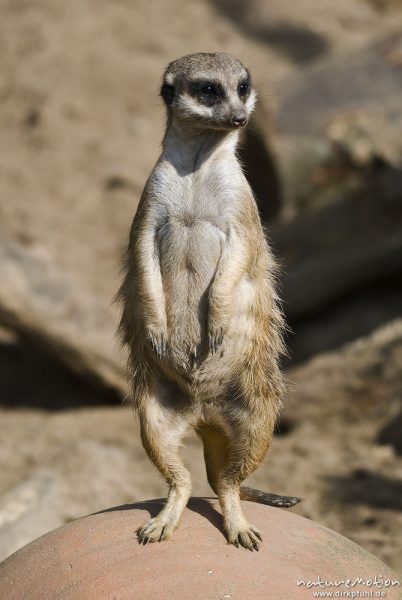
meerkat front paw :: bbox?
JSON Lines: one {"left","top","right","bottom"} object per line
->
{"left": 208, "top": 326, "right": 225, "bottom": 354}
{"left": 146, "top": 325, "right": 168, "bottom": 358}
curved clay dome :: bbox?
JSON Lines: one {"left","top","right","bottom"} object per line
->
{"left": 0, "top": 498, "right": 400, "bottom": 600}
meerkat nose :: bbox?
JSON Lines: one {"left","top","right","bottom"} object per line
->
{"left": 232, "top": 116, "right": 247, "bottom": 127}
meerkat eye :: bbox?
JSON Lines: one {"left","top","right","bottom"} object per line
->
{"left": 200, "top": 83, "right": 217, "bottom": 96}
{"left": 238, "top": 79, "right": 250, "bottom": 99}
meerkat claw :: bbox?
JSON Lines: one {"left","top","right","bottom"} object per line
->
{"left": 209, "top": 328, "right": 224, "bottom": 354}
{"left": 147, "top": 332, "right": 167, "bottom": 358}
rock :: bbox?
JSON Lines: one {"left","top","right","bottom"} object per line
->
{"left": 266, "top": 39, "right": 402, "bottom": 360}
{"left": 211, "top": 0, "right": 401, "bottom": 67}
{"left": 0, "top": 238, "right": 127, "bottom": 395}
{"left": 270, "top": 168, "right": 402, "bottom": 361}
{"left": 273, "top": 171, "right": 402, "bottom": 321}
{"left": 279, "top": 319, "right": 402, "bottom": 570}
{"left": 0, "top": 472, "right": 63, "bottom": 563}
{"left": 0, "top": 499, "right": 400, "bottom": 600}
{"left": 269, "top": 32, "right": 402, "bottom": 217}
{"left": 286, "top": 319, "right": 402, "bottom": 422}
{"left": 0, "top": 324, "right": 120, "bottom": 410}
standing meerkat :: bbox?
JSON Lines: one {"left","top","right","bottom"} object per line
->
{"left": 117, "top": 52, "right": 300, "bottom": 551}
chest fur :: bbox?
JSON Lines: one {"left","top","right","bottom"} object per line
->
{"left": 155, "top": 154, "right": 243, "bottom": 230}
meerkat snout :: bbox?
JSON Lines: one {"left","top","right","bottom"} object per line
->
{"left": 232, "top": 115, "right": 247, "bottom": 127}
{"left": 160, "top": 52, "right": 256, "bottom": 131}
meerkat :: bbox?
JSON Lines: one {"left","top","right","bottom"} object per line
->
{"left": 117, "top": 52, "right": 301, "bottom": 551}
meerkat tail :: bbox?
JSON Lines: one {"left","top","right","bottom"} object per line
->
{"left": 240, "top": 486, "right": 302, "bottom": 507}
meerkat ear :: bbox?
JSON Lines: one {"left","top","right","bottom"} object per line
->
{"left": 160, "top": 82, "right": 175, "bottom": 105}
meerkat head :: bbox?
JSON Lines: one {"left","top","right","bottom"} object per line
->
{"left": 160, "top": 52, "right": 256, "bottom": 132}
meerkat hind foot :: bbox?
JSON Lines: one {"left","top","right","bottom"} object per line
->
{"left": 227, "top": 522, "right": 262, "bottom": 551}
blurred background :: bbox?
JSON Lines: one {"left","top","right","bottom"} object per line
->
{"left": 1, "top": 0, "right": 402, "bottom": 572}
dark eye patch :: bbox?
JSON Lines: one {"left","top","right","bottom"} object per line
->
{"left": 189, "top": 80, "right": 225, "bottom": 106}
{"left": 160, "top": 82, "right": 175, "bottom": 105}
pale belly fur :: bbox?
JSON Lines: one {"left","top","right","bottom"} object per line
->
{"left": 159, "top": 218, "right": 223, "bottom": 342}
{"left": 157, "top": 217, "right": 257, "bottom": 384}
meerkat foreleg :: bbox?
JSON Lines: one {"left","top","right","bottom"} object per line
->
{"left": 208, "top": 228, "right": 249, "bottom": 353}
{"left": 135, "top": 220, "right": 168, "bottom": 357}
{"left": 137, "top": 398, "right": 192, "bottom": 544}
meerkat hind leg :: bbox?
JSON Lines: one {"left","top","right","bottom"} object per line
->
{"left": 200, "top": 428, "right": 300, "bottom": 507}
{"left": 201, "top": 425, "right": 264, "bottom": 551}
{"left": 138, "top": 401, "right": 191, "bottom": 544}
{"left": 198, "top": 426, "right": 228, "bottom": 495}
